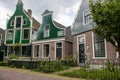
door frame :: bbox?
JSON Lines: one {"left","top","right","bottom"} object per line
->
{"left": 77, "top": 34, "right": 86, "bottom": 64}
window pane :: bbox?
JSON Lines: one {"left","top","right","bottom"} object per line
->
{"left": 7, "top": 30, "right": 13, "bottom": 40}
{"left": 34, "top": 45, "right": 39, "bottom": 57}
{"left": 84, "top": 10, "right": 92, "bottom": 24}
{"left": 44, "top": 44, "right": 49, "bottom": 57}
{"left": 16, "top": 17, "right": 21, "bottom": 28}
{"left": 94, "top": 34, "right": 105, "bottom": 57}
{"left": 44, "top": 25, "right": 50, "bottom": 38}
{"left": 23, "top": 29, "right": 29, "bottom": 39}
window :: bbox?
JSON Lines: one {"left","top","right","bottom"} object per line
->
{"left": 83, "top": 10, "right": 92, "bottom": 25}
{"left": 11, "top": 20, "right": 14, "bottom": 26}
{"left": 22, "top": 46, "right": 27, "bottom": 57}
{"left": 44, "top": 25, "right": 50, "bottom": 38}
{"left": 7, "top": 46, "right": 14, "bottom": 57}
{"left": 34, "top": 45, "right": 39, "bottom": 57}
{"left": 56, "top": 42, "right": 62, "bottom": 59}
{"left": 43, "top": 44, "right": 49, "bottom": 57}
{"left": 58, "top": 31, "right": 64, "bottom": 36}
{"left": 16, "top": 17, "right": 21, "bottom": 28}
{"left": 7, "top": 30, "right": 14, "bottom": 40}
{"left": 23, "top": 29, "right": 29, "bottom": 39}
{"left": 23, "top": 19, "right": 27, "bottom": 25}
{"left": 0, "top": 34, "right": 2, "bottom": 43}
{"left": 94, "top": 34, "right": 105, "bottom": 57}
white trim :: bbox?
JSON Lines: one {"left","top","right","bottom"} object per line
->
{"left": 22, "top": 29, "right": 30, "bottom": 40}
{"left": 15, "top": 16, "right": 23, "bottom": 29}
{"left": 55, "top": 41, "right": 63, "bottom": 60}
{"left": 32, "top": 38, "right": 65, "bottom": 44}
{"left": 83, "top": 9, "right": 92, "bottom": 25}
{"left": 33, "top": 44, "right": 40, "bottom": 58}
{"left": 92, "top": 32, "right": 107, "bottom": 59}
{"left": 42, "top": 43, "right": 50, "bottom": 58}
{"left": 42, "top": 13, "right": 53, "bottom": 17}
{"left": 23, "top": 19, "right": 27, "bottom": 25}
{"left": 77, "top": 34, "right": 86, "bottom": 63}
{"left": 44, "top": 24, "right": 50, "bottom": 38}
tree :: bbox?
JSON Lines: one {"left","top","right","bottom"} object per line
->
{"left": 90, "top": 0, "right": 120, "bottom": 58}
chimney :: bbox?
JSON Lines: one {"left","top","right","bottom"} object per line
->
{"left": 28, "top": 9, "right": 32, "bottom": 18}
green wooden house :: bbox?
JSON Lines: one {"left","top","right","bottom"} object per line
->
{"left": 32, "top": 10, "right": 72, "bottom": 61}
{"left": 4, "top": 0, "right": 40, "bottom": 60}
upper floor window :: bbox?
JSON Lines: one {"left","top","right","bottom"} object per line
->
{"left": 7, "top": 30, "right": 14, "bottom": 40}
{"left": 23, "top": 19, "right": 27, "bottom": 25}
{"left": 11, "top": 20, "right": 14, "bottom": 26}
{"left": 23, "top": 29, "right": 29, "bottom": 39}
{"left": 58, "top": 31, "right": 64, "bottom": 36}
{"left": 83, "top": 10, "right": 92, "bottom": 25}
{"left": 16, "top": 17, "right": 22, "bottom": 28}
{"left": 0, "top": 34, "right": 2, "bottom": 43}
{"left": 94, "top": 34, "right": 105, "bottom": 58}
{"left": 44, "top": 25, "right": 50, "bottom": 38}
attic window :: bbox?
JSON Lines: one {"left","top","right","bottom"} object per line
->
{"left": 83, "top": 10, "right": 92, "bottom": 25}
{"left": 44, "top": 25, "right": 50, "bottom": 38}
{"left": 11, "top": 20, "right": 14, "bottom": 26}
{"left": 16, "top": 17, "right": 21, "bottom": 28}
{"left": 58, "top": 31, "right": 64, "bottom": 36}
{"left": 23, "top": 19, "right": 27, "bottom": 25}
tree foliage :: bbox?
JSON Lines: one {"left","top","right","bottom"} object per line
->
{"left": 90, "top": 0, "right": 120, "bottom": 55}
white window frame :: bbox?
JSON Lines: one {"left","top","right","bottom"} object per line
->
{"left": 83, "top": 9, "right": 92, "bottom": 25}
{"left": 92, "top": 32, "right": 107, "bottom": 59}
{"left": 22, "top": 29, "right": 29, "bottom": 40}
{"left": 11, "top": 20, "right": 14, "bottom": 26}
{"left": 44, "top": 24, "right": 50, "bottom": 38}
{"left": 58, "top": 31, "right": 64, "bottom": 36}
{"left": 77, "top": 34, "right": 86, "bottom": 63}
{"left": 23, "top": 19, "right": 27, "bottom": 25}
{"left": 15, "top": 16, "right": 22, "bottom": 28}
{"left": 42, "top": 44, "right": 50, "bottom": 58}
{"left": 55, "top": 41, "right": 63, "bottom": 60}
{"left": 7, "top": 30, "right": 14, "bottom": 40}
{"left": 33, "top": 45, "right": 40, "bottom": 58}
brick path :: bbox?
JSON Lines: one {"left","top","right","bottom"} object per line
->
{"left": 0, "top": 67, "right": 82, "bottom": 80}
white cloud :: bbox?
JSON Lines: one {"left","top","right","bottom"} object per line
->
{"left": 0, "top": 0, "right": 82, "bottom": 29}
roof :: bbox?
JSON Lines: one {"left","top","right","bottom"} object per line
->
{"left": 72, "top": 0, "right": 94, "bottom": 35}
{"left": 53, "top": 21, "right": 66, "bottom": 28}
{"left": 42, "top": 9, "right": 53, "bottom": 16}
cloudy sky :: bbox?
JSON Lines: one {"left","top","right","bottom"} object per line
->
{"left": 0, "top": 0, "right": 82, "bottom": 29}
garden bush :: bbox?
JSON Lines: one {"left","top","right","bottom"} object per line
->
{"left": 36, "top": 61, "right": 70, "bottom": 73}
{"left": 0, "top": 61, "right": 8, "bottom": 66}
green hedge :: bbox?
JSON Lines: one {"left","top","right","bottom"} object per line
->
{"left": 0, "top": 62, "right": 8, "bottom": 66}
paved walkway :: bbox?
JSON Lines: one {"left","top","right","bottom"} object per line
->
{"left": 0, "top": 67, "right": 83, "bottom": 80}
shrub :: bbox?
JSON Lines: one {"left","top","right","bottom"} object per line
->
{"left": 0, "top": 61, "right": 8, "bottom": 66}
{"left": 9, "top": 54, "right": 19, "bottom": 59}
{"left": 36, "top": 61, "right": 70, "bottom": 73}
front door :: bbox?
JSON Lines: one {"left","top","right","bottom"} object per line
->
{"left": 79, "top": 44, "right": 85, "bottom": 63}
{"left": 78, "top": 35, "right": 85, "bottom": 64}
